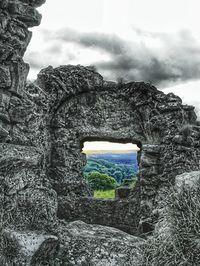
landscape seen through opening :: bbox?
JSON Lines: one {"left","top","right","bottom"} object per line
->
{"left": 82, "top": 141, "right": 140, "bottom": 199}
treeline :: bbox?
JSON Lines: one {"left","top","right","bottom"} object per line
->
{"left": 84, "top": 158, "right": 137, "bottom": 183}
{"left": 84, "top": 172, "right": 136, "bottom": 191}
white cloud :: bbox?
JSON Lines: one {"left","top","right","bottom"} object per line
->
{"left": 83, "top": 141, "right": 139, "bottom": 152}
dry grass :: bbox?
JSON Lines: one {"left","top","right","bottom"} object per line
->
{"left": 143, "top": 179, "right": 200, "bottom": 266}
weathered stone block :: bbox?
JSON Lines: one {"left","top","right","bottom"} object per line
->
{"left": 142, "top": 144, "right": 161, "bottom": 154}
{"left": 0, "top": 143, "right": 42, "bottom": 172}
{"left": 140, "top": 153, "right": 160, "bottom": 167}
{"left": 8, "top": 2, "right": 42, "bottom": 27}
{"left": 55, "top": 221, "right": 143, "bottom": 265}
{"left": 167, "top": 92, "right": 182, "bottom": 103}
{"left": 0, "top": 125, "right": 9, "bottom": 138}
{"left": 157, "top": 102, "right": 180, "bottom": 112}
{"left": 2, "top": 186, "right": 58, "bottom": 231}
{"left": 0, "top": 91, "right": 10, "bottom": 108}
{"left": 8, "top": 19, "right": 32, "bottom": 55}
{"left": 140, "top": 166, "right": 160, "bottom": 177}
{"left": 2, "top": 229, "right": 58, "bottom": 266}
{"left": 58, "top": 196, "right": 140, "bottom": 235}
{"left": 0, "top": 0, "right": 8, "bottom": 8}
{"left": 0, "top": 65, "right": 11, "bottom": 88}
{"left": 9, "top": 105, "right": 28, "bottom": 123}
{"left": 10, "top": 60, "right": 29, "bottom": 93}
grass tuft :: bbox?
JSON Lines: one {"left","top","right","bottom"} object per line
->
{"left": 143, "top": 177, "right": 200, "bottom": 266}
{"left": 94, "top": 189, "right": 115, "bottom": 199}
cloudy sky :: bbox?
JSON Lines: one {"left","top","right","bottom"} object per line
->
{"left": 24, "top": 0, "right": 200, "bottom": 117}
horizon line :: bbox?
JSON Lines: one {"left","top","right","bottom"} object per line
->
{"left": 83, "top": 149, "right": 138, "bottom": 154}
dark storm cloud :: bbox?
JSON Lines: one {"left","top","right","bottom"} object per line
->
{"left": 25, "top": 41, "right": 76, "bottom": 72}
{"left": 43, "top": 28, "right": 200, "bottom": 87}
{"left": 45, "top": 28, "right": 124, "bottom": 55}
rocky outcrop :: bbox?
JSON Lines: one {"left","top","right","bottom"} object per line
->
{"left": 54, "top": 220, "right": 144, "bottom": 266}
{"left": 0, "top": 0, "right": 55, "bottom": 235}
{"left": 0, "top": 0, "right": 59, "bottom": 263}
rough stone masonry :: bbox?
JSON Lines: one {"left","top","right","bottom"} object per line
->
{"left": 0, "top": 0, "right": 200, "bottom": 265}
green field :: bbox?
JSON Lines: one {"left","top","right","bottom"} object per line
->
{"left": 94, "top": 189, "right": 115, "bottom": 199}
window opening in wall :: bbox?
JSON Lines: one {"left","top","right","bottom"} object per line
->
{"left": 82, "top": 141, "right": 140, "bottom": 199}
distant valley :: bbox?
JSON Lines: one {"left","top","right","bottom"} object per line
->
{"left": 84, "top": 151, "right": 138, "bottom": 183}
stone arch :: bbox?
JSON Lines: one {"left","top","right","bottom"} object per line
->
{"left": 35, "top": 65, "right": 200, "bottom": 234}
{"left": 46, "top": 75, "right": 159, "bottom": 197}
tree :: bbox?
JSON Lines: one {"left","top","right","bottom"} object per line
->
{"left": 84, "top": 172, "right": 118, "bottom": 190}
{"left": 113, "top": 171, "right": 123, "bottom": 183}
{"left": 121, "top": 178, "right": 136, "bottom": 187}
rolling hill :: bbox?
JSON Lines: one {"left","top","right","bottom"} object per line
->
{"left": 84, "top": 151, "right": 138, "bottom": 183}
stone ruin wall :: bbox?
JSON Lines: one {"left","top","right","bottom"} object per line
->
{"left": 0, "top": 1, "right": 61, "bottom": 263}
{"left": 36, "top": 65, "right": 200, "bottom": 233}
{"left": 1, "top": 0, "right": 200, "bottom": 262}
